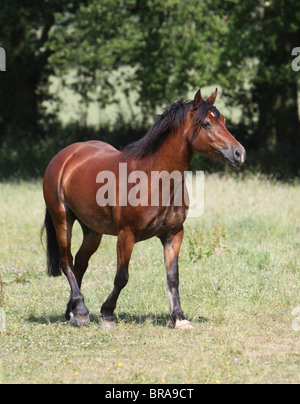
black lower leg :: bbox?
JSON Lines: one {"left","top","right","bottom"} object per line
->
{"left": 66, "top": 293, "right": 89, "bottom": 320}
{"left": 101, "top": 268, "right": 128, "bottom": 320}
{"left": 167, "top": 271, "right": 186, "bottom": 323}
{"left": 161, "top": 228, "right": 186, "bottom": 326}
{"left": 61, "top": 261, "right": 89, "bottom": 321}
{"left": 101, "top": 230, "right": 134, "bottom": 323}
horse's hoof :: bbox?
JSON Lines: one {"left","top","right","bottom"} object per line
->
{"left": 175, "top": 319, "right": 194, "bottom": 330}
{"left": 69, "top": 313, "right": 90, "bottom": 327}
{"left": 99, "top": 317, "right": 116, "bottom": 330}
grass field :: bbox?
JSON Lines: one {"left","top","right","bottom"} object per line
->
{"left": 0, "top": 174, "right": 299, "bottom": 384}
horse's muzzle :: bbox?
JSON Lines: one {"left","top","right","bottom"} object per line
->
{"left": 223, "top": 146, "right": 246, "bottom": 168}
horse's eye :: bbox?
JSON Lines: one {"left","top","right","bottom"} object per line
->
{"left": 203, "top": 121, "right": 211, "bottom": 129}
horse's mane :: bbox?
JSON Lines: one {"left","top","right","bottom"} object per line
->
{"left": 123, "top": 98, "right": 220, "bottom": 160}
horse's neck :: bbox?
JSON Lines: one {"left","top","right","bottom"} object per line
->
{"left": 150, "top": 130, "right": 193, "bottom": 173}
{"left": 124, "top": 129, "right": 193, "bottom": 174}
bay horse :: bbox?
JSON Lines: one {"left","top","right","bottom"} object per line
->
{"left": 43, "top": 89, "right": 245, "bottom": 330}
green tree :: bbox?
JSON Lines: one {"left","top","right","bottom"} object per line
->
{"left": 213, "top": 0, "right": 300, "bottom": 168}
{"left": 49, "top": 0, "right": 300, "bottom": 174}
{"left": 48, "top": 0, "right": 222, "bottom": 116}
{"left": 1, "top": 0, "right": 298, "bottom": 176}
{"left": 0, "top": 0, "right": 81, "bottom": 141}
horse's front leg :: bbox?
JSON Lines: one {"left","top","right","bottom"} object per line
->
{"left": 162, "top": 228, "right": 194, "bottom": 330}
{"left": 100, "top": 229, "right": 135, "bottom": 329}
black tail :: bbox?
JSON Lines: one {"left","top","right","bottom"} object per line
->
{"left": 42, "top": 208, "right": 62, "bottom": 277}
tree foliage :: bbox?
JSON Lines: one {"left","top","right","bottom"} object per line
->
{"left": 0, "top": 0, "right": 299, "bottom": 176}
{"left": 0, "top": 0, "right": 81, "bottom": 139}
{"left": 212, "top": 0, "right": 300, "bottom": 156}
{"left": 48, "top": 0, "right": 224, "bottom": 113}
{"left": 49, "top": 1, "right": 300, "bottom": 154}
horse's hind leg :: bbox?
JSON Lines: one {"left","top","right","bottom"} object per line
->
{"left": 100, "top": 229, "right": 135, "bottom": 328}
{"left": 74, "top": 224, "right": 102, "bottom": 289}
{"left": 52, "top": 208, "right": 90, "bottom": 326}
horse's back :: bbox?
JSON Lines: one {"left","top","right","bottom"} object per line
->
{"left": 57, "top": 140, "right": 119, "bottom": 163}
{"left": 45, "top": 141, "right": 119, "bottom": 177}
{"left": 85, "top": 140, "right": 119, "bottom": 152}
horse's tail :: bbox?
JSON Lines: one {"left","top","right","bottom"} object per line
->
{"left": 41, "top": 208, "right": 62, "bottom": 277}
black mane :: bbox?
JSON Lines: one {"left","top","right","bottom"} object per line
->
{"left": 123, "top": 98, "right": 220, "bottom": 159}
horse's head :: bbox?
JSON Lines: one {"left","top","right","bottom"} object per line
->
{"left": 186, "top": 89, "right": 246, "bottom": 167}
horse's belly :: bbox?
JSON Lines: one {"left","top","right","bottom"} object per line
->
{"left": 119, "top": 205, "right": 187, "bottom": 242}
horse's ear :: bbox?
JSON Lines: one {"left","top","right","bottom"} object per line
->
{"left": 206, "top": 88, "right": 218, "bottom": 105}
{"left": 193, "top": 89, "right": 202, "bottom": 109}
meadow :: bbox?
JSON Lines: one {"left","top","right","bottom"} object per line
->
{"left": 0, "top": 174, "right": 299, "bottom": 384}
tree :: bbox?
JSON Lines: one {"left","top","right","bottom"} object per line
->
{"left": 212, "top": 0, "right": 300, "bottom": 169}
{"left": 0, "top": 0, "right": 81, "bottom": 141}
{"left": 48, "top": 0, "right": 222, "bottom": 116}
{"left": 1, "top": 0, "right": 298, "bottom": 176}
{"left": 49, "top": 0, "right": 300, "bottom": 174}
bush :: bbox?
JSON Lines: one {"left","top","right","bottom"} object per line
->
{"left": 186, "top": 218, "right": 228, "bottom": 262}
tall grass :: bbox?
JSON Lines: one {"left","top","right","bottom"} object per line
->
{"left": 0, "top": 175, "right": 299, "bottom": 384}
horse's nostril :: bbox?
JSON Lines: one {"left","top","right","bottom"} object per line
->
{"left": 233, "top": 148, "right": 246, "bottom": 165}
{"left": 235, "top": 149, "right": 241, "bottom": 159}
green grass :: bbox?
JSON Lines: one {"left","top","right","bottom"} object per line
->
{"left": 0, "top": 175, "right": 299, "bottom": 384}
